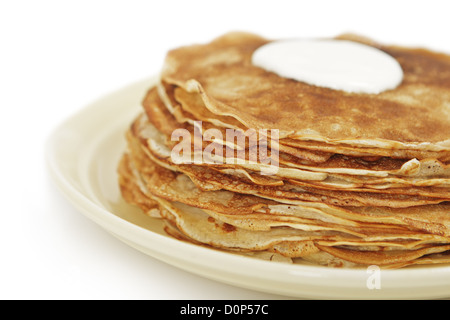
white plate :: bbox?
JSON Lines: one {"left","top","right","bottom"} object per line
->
{"left": 46, "top": 77, "right": 450, "bottom": 300}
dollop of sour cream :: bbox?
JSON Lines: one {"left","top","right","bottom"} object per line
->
{"left": 251, "top": 39, "right": 404, "bottom": 94}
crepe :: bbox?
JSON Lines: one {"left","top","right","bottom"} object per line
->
{"left": 161, "top": 32, "right": 450, "bottom": 158}
{"left": 118, "top": 31, "right": 450, "bottom": 268}
{"left": 146, "top": 84, "right": 450, "bottom": 181}
{"left": 127, "top": 121, "right": 450, "bottom": 236}
{"left": 118, "top": 148, "right": 450, "bottom": 267}
{"left": 132, "top": 113, "right": 449, "bottom": 208}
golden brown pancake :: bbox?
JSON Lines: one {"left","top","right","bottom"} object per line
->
{"left": 131, "top": 112, "right": 450, "bottom": 208}
{"left": 160, "top": 80, "right": 450, "bottom": 161}
{"left": 118, "top": 150, "right": 450, "bottom": 268}
{"left": 129, "top": 122, "right": 450, "bottom": 235}
{"left": 142, "top": 86, "right": 450, "bottom": 181}
{"left": 161, "top": 32, "right": 450, "bottom": 156}
{"left": 118, "top": 31, "right": 450, "bottom": 268}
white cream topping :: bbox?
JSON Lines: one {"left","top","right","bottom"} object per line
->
{"left": 252, "top": 39, "right": 404, "bottom": 94}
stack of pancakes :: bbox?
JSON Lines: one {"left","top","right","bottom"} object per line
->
{"left": 118, "top": 32, "right": 450, "bottom": 268}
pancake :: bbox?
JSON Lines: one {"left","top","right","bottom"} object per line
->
{"left": 118, "top": 31, "right": 450, "bottom": 269}
{"left": 131, "top": 112, "right": 450, "bottom": 208}
{"left": 127, "top": 123, "right": 450, "bottom": 237}
{"left": 150, "top": 80, "right": 450, "bottom": 180}
{"left": 118, "top": 151, "right": 450, "bottom": 268}
{"left": 166, "top": 81, "right": 450, "bottom": 161}
{"left": 161, "top": 32, "right": 450, "bottom": 157}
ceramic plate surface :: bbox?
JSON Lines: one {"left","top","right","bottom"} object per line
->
{"left": 46, "top": 77, "right": 450, "bottom": 300}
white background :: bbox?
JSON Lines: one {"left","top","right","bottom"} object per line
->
{"left": 1, "top": 0, "right": 449, "bottom": 299}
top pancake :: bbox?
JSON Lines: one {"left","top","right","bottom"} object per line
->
{"left": 161, "top": 32, "right": 450, "bottom": 151}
